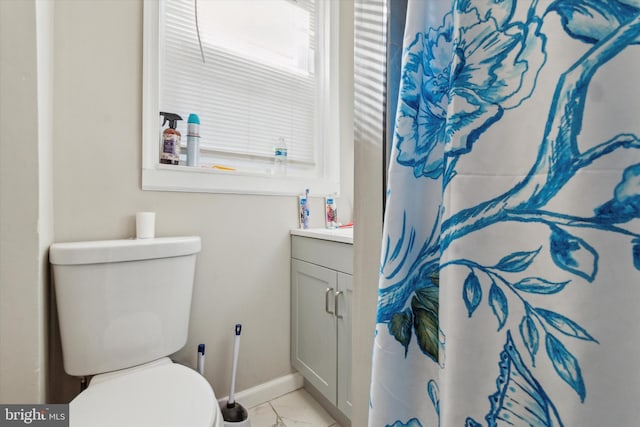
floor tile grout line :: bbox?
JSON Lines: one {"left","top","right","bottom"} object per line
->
{"left": 251, "top": 389, "right": 342, "bottom": 427}
{"left": 268, "top": 401, "right": 286, "bottom": 427}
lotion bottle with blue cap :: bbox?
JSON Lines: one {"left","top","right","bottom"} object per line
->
{"left": 186, "top": 113, "right": 200, "bottom": 167}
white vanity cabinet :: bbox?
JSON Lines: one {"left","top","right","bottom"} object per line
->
{"left": 291, "top": 232, "right": 353, "bottom": 419}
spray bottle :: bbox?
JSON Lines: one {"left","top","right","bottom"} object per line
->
{"left": 159, "top": 112, "right": 183, "bottom": 165}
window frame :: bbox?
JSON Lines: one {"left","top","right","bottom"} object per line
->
{"left": 141, "top": 0, "right": 341, "bottom": 196}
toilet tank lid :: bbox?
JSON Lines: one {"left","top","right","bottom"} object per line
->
{"left": 50, "top": 236, "right": 201, "bottom": 265}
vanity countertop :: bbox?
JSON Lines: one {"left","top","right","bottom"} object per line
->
{"left": 290, "top": 227, "right": 353, "bottom": 244}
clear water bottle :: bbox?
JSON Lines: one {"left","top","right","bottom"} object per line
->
{"left": 273, "top": 137, "right": 288, "bottom": 175}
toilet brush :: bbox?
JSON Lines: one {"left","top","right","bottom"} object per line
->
{"left": 221, "top": 324, "right": 250, "bottom": 426}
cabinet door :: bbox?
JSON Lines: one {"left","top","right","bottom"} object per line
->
{"left": 291, "top": 259, "right": 337, "bottom": 403}
{"left": 336, "top": 272, "right": 353, "bottom": 418}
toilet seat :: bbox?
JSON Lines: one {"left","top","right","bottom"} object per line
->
{"left": 70, "top": 358, "right": 223, "bottom": 427}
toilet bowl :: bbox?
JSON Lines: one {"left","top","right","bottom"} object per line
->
{"left": 50, "top": 236, "right": 221, "bottom": 427}
{"left": 70, "top": 358, "right": 222, "bottom": 427}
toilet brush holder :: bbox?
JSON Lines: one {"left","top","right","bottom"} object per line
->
{"left": 221, "top": 324, "right": 250, "bottom": 426}
{"left": 221, "top": 401, "right": 250, "bottom": 427}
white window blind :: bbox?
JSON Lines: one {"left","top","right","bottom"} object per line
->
{"left": 160, "top": 0, "right": 318, "bottom": 167}
{"left": 354, "top": 0, "right": 387, "bottom": 148}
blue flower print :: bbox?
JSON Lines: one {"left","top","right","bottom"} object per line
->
{"left": 375, "top": 0, "right": 640, "bottom": 425}
{"left": 395, "top": 15, "right": 453, "bottom": 179}
{"left": 446, "top": 8, "right": 546, "bottom": 154}
{"left": 395, "top": 3, "right": 546, "bottom": 179}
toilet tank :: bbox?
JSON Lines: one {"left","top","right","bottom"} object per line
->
{"left": 50, "top": 236, "right": 201, "bottom": 376}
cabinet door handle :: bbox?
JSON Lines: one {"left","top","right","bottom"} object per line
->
{"left": 325, "top": 287, "right": 334, "bottom": 314}
{"left": 334, "top": 290, "right": 344, "bottom": 319}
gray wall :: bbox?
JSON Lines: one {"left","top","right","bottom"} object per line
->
{"left": 48, "top": 0, "right": 354, "bottom": 402}
{"left": 0, "top": 0, "right": 354, "bottom": 403}
{"left": 0, "top": 0, "right": 53, "bottom": 403}
{"left": 351, "top": 0, "right": 386, "bottom": 424}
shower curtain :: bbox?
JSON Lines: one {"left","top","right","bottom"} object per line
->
{"left": 369, "top": 1, "right": 640, "bottom": 426}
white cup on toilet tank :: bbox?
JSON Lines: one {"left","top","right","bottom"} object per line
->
{"left": 136, "top": 212, "right": 156, "bottom": 239}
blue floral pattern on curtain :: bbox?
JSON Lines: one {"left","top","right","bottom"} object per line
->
{"left": 370, "top": 1, "right": 640, "bottom": 426}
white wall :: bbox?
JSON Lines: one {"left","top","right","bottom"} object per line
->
{"left": 0, "top": 0, "right": 355, "bottom": 405}
{"left": 351, "top": 138, "right": 381, "bottom": 426}
{"left": 0, "top": 0, "right": 53, "bottom": 403}
{"left": 351, "top": 0, "right": 386, "bottom": 423}
{"left": 48, "top": 0, "right": 354, "bottom": 403}
{"left": 339, "top": 0, "right": 355, "bottom": 218}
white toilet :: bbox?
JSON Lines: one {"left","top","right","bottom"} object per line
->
{"left": 50, "top": 236, "right": 224, "bottom": 427}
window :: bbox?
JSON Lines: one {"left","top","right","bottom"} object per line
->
{"left": 142, "top": 0, "right": 341, "bottom": 195}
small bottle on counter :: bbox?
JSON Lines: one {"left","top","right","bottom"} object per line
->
{"left": 273, "top": 137, "right": 288, "bottom": 175}
{"left": 186, "top": 113, "right": 200, "bottom": 167}
{"left": 299, "top": 188, "right": 310, "bottom": 229}
{"left": 159, "top": 112, "right": 183, "bottom": 165}
{"left": 325, "top": 197, "right": 338, "bottom": 229}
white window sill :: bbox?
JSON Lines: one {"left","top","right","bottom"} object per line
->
{"left": 142, "top": 164, "right": 339, "bottom": 196}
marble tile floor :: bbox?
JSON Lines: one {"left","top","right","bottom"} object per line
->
{"left": 247, "top": 388, "right": 342, "bottom": 427}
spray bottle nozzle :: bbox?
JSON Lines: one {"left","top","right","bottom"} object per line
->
{"left": 160, "top": 112, "right": 183, "bottom": 129}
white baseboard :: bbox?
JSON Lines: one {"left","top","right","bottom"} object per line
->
{"left": 216, "top": 372, "right": 303, "bottom": 409}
